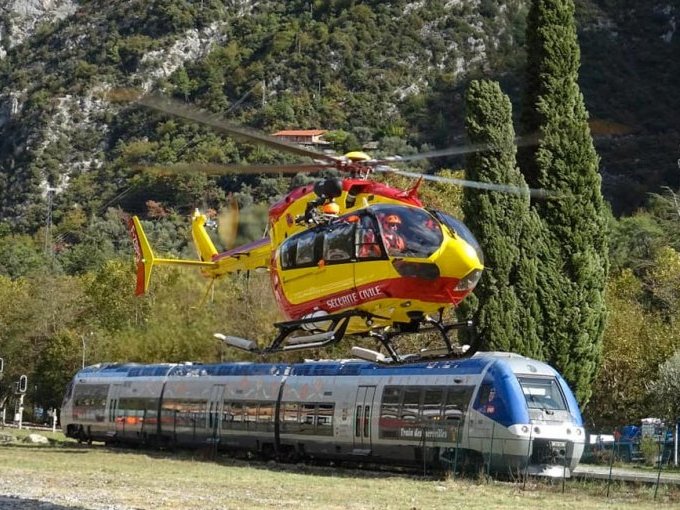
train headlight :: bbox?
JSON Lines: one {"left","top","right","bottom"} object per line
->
{"left": 522, "top": 425, "right": 529, "bottom": 434}
{"left": 576, "top": 428, "right": 582, "bottom": 436}
{"left": 534, "top": 426, "right": 541, "bottom": 435}
{"left": 566, "top": 428, "right": 571, "bottom": 435}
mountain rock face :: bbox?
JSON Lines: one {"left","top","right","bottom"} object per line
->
{"left": 0, "top": 1, "right": 677, "bottom": 229}
{"left": 0, "top": 0, "right": 77, "bottom": 59}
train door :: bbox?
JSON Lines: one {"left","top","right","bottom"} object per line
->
{"left": 207, "top": 384, "right": 225, "bottom": 444}
{"left": 353, "top": 385, "right": 376, "bottom": 454}
{"left": 108, "top": 384, "right": 124, "bottom": 436}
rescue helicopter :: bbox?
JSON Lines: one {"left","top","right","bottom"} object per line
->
{"left": 129, "top": 95, "right": 547, "bottom": 364}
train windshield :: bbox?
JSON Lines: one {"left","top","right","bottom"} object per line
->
{"left": 517, "top": 377, "right": 568, "bottom": 411}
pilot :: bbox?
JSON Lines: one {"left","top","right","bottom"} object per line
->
{"left": 382, "top": 214, "right": 406, "bottom": 254}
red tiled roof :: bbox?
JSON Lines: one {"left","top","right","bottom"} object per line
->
{"left": 272, "top": 130, "right": 327, "bottom": 136}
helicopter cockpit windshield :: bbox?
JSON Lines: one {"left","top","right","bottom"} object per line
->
{"left": 371, "top": 205, "right": 443, "bottom": 258}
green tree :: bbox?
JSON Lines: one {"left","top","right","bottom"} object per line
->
{"left": 585, "top": 270, "right": 679, "bottom": 427}
{"left": 458, "top": 79, "right": 542, "bottom": 357}
{"left": 83, "top": 259, "right": 148, "bottom": 333}
{"left": 520, "top": 0, "right": 609, "bottom": 405}
{"left": 649, "top": 350, "right": 680, "bottom": 424}
{"left": 33, "top": 330, "right": 82, "bottom": 413}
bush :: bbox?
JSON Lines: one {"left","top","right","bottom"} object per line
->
{"left": 639, "top": 436, "right": 660, "bottom": 466}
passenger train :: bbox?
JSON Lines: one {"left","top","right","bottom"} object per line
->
{"left": 61, "top": 352, "right": 585, "bottom": 477}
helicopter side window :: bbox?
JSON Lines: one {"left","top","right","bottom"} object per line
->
{"left": 295, "top": 231, "right": 319, "bottom": 266}
{"left": 323, "top": 223, "right": 354, "bottom": 263}
{"left": 280, "top": 238, "right": 297, "bottom": 269}
{"left": 357, "top": 215, "right": 383, "bottom": 260}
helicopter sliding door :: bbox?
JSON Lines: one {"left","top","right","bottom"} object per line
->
{"left": 278, "top": 222, "right": 357, "bottom": 315}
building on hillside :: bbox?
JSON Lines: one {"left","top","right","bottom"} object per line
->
{"left": 272, "top": 129, "right": 328, "bottom": 146}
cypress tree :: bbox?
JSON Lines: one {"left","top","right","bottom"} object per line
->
{"left": 459, "top": 79, "right": 542, "bottom": 358}
{"left": 521, "top": 0, "right": 609, "bottom": 404}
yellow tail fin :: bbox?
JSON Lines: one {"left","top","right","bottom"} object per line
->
{"left": 128, "top": 216, "right": 156, "bottom": 295}
{"left": 128, "top": 215, "right": 218, "bottom": 295}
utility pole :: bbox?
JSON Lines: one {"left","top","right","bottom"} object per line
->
{"left": 45, "top": 187, "right": 57, "bottom": 255}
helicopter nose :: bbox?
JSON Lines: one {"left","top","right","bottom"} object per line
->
{"left": 437, "top": 238, "right": 484, "bottom": 287}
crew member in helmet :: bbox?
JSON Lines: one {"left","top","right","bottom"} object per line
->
{"left": 381, "top": 213, "right": 406, "bottom": 255}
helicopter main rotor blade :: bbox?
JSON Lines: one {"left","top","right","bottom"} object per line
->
{"left": 373, "top": 166, "right": 553, "bottom": 199}
{"left": 141, "top": 162, "right": 337, "bottom": 176}
{"left": 137, "top": 94, "right": 340, "bottom": 164}
{"left": 369, "top": 134, "right": 541, "bottom": 166}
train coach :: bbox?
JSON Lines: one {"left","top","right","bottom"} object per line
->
{"left": 61, "top": 352, "right": 585, "bottom": 477}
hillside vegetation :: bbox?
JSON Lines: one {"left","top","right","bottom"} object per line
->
{"left": 0, "top": 1, "right": 679, "bottom": 431}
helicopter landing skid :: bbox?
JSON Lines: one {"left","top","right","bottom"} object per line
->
{"left": 216, "top": 311, "right": 475, "bottom": 365}
{"left": 356, "top": 319, "right": 475, "bottom": 364}
{"left": 216, "top": 309, "right": 379, "bottom": 355}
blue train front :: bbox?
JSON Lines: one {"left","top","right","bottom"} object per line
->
{"left": 61, "top": 352, "right": 584, "bottom": 477}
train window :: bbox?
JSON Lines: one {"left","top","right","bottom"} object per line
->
{"left": 380, "top": 387, "right": 401, "bottom": 419}
{"left": 423, "top": 389, "right": 443, "bottom": 423}
{"left": 323, "top": 223, "right": 354, "bottom": 263}
{"left": 167, "top": 400, "right": 201, "bottom": 428}
{"left": 221, "top": 402, "right": 234, "bottom": 428}
{"left": 363, "top": 405, "right": 371, "bottom": 437}
{"left": 73, "top": 384, "right": 108, "bottom": 408}
{"left": 280, "top": 402, "right": 300, "bottom": 433}
{"left": 258, "top": 402, "right": 274, "bottom": 424}
{"left": 401, "top": 388, "right": 421, "bottom": 421}
{"left": 73, "top": 384, "right": 109, "bottom": 422}
{"left": 230, "top": 402, "right": 245, "bottom": 430}
{"left": 379, "top": 387, "right": 402, "bottom": 439}
{"left": 444, "top": 386, "right": 472, "bottom": 421}
{"left": 118, "top": 398, "right": 148, "bottom": 424}
{"left": 244, "top": 402, "right": 258, "bottom": 428}
{"left": 518, "top": 377, "right": 568, "bottom": 411}
{"left": 300, "top": 403, "right": 317, "bottom": 434}
{"left": 317, "top": 404, "right": 334, "bottom": 436}
{"left": 355, "top": 406, "right": 362, "bottom": 437}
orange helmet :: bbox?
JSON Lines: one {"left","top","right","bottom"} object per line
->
{"left": 322, "top": 202, "right": 340, "bottom": 215}
{"left": 385, "top": 214, "right": 401, "bottom": 225}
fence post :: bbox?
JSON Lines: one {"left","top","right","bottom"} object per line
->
{"left": 523, "top": 426, "right": 533, "bottom": 490}
{"left": 654, "top": 427, "right": 668, "bottom": 500}
{"left": 606, "top": 438, "right": 615, "bottom": 498}
{"left": 486, "top": 421, "right": 495, "bottom": 483}
{"left": 451, "top": 419, "right": 462, "bottom": 480}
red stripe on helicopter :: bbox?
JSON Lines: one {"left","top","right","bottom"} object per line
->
{"left": 268, "top": 179, "right": 423, "bottom": 223}
{"left": 272, "top": 275, "right": 470, "bottom": 320}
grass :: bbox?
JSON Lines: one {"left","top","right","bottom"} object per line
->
{"left": 1, "top": 428, "right": 679, "bottom": 509}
